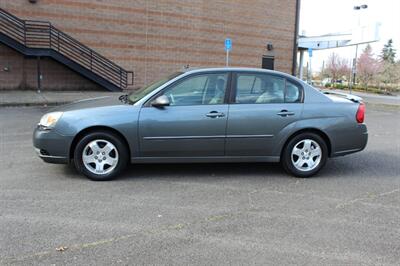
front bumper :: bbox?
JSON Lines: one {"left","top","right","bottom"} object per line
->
{"left": 33, "top": 127, "right": 73, "bottom": 164}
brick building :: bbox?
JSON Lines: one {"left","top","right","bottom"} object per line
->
{"left": 0, "top": 0, "right": 300, "bottom": 91}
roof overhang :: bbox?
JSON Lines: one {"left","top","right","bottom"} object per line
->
{"left": 298, "top": 23, "right": 381, "bottom": 50}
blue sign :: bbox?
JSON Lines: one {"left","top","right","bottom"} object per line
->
{"left": 225, "top": 38, "right": 232, "bottom": 51}
{"left": 308, "top": 47, "right": 313, "bottom": 57}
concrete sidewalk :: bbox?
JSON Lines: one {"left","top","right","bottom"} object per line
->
{"left": 0, "top": 89, "right": 399, "bottom": 107}
{"left": 0, "top": 90, "right": 119, "bottom": 107}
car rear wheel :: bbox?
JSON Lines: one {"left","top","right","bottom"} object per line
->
{"left": 74, "top": 131, "right": 128, "bottom": 181}
{"left": 282, "top": 133, "right": 328, "bottom": 178}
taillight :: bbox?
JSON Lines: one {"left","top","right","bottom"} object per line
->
{"left": 356, "top": 102, "right": 365, "bottom": 123}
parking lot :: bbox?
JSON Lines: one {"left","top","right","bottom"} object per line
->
{"left": 0, "top": 105, "right": 399, "bottom": 265}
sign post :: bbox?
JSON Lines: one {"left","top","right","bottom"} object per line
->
{"left": 225, "top": 38, "right": 232, "bottom": 67}
{"left": 308, "top": 48, "right": 313, "bottom": 84}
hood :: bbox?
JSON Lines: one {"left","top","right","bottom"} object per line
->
{"left": 51, "top": 95, "right": 126, "bottom": 112}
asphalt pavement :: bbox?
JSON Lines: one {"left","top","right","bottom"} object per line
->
{"left": 0, "top": 105, "right": 399, "bottom": 265}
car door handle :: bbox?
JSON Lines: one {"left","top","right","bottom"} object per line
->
{"left": 277, "top": 110, "right": 295, "bottom": 117}
{"left": 206, "top": 111, "right": 225, "bottom": 118}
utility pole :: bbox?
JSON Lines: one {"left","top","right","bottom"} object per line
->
{"left": 351, "top": 4, "right": 368, "bottom": 93}
{"left": 298, "top": 49, "right": 304, "bottom": 80}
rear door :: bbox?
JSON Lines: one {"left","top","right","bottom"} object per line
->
{"left": 138, "top": 72, "right": 230, "bottom": 157}
{"left": 226, "top": 72, "right": 304, "bottom": 156}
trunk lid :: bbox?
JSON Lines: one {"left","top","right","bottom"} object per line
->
{"left": 322, "top": 91, "right": 363, "bottom": 103}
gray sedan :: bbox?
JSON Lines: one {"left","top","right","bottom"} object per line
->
{"left": 33, "top": 68, "right": 368, "bottom": 181}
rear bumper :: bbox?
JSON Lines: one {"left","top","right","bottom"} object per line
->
{"left": 331, "top": 124, "right": 368, "bottom": 157}
{"left": 33, "top": 127, "right": 73, "bottom": 164}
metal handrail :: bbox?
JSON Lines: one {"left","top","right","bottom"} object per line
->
{"left": 0, "top": 8, "right": 133, "bottom": 89}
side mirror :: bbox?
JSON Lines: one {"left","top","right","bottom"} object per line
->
{"left": 151, "top": 95, "right": 170, "bottom": 108}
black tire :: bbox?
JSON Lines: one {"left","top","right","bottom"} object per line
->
{"left": 281, "top": 132, "right": 328, "bottom": 178}
{"left": 73, "top": 131, "right": 128, "bottom": 181}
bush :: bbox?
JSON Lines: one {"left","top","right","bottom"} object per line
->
{"left": 324, "top": 83, "right": 332, "bottom": 88}
{"left": 333, "top": 83, "right": 347, "bottom": 90}
{"left": 351, "top": 85, "right": 394, "bottom": 95}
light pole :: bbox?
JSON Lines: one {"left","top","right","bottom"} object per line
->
{"left": 351, "top": 4, "right": 368, "bottom": 93}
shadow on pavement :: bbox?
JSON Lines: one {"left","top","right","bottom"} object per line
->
{"left": 58, "top": 149, "right": 398, "bottom": 182}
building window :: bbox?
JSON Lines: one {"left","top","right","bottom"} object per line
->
{"left": 262, "top": 56, "right": 274, "bottom": 70}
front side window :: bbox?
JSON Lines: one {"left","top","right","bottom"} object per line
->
{"left": 234, "top": 73, "right": 285, "bottom": 104}
{"left": 162, "top": 73, "right": 228, "bottom": 106}
{"left": 128, "top": 72, "right": 182, "bottom": 103}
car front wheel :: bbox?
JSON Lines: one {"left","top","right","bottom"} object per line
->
{"left": 282, "top": 133, "right": 328, "bottom": 178}
{"left": 74, "top": 131, "right": 128, "bottom": 181}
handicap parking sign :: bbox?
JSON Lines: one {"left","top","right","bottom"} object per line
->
{"left": 225, "top": 38, "right": 232, "bottom": 51}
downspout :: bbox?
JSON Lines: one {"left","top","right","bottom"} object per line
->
{"left": 37, "top": 56, "right": 42, "bottom": 93}
{"left": 291, "top": 0, "right": 301, "bottom": 76}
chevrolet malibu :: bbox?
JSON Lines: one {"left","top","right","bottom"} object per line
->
{"left": 33, "top": 68, "right": 368, "bottom": 181}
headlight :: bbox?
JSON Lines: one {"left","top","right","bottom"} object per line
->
{"left": 39, "top": 112, "right": 63, "bottom": 129}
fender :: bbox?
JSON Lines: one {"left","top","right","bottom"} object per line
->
{"left": 272, "top": 117, "right": 343, "bottom": 157}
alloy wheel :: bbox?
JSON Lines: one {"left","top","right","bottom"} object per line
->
{"left": 82, "top": 139, "right": 119, "bottom": 175}
{"left": 291, "top": 139, "right": 322, "bottom": 172}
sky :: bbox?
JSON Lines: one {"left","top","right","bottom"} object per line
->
{"left": 299, "top": 0, "right": 400, "bottom": 72}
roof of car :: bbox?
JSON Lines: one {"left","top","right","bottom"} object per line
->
{"left": 182, "top": 67, "right": 300, "bottom": 81}
{"left": 183, "top": 67, "right": 275, "bottom": 72}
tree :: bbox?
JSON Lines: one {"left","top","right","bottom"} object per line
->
{"left": 357, "top": 45, "right": 381, "bottom": 88}
{"left": 325, "top": 52, "right": 351, "bottom": 82}
{"left": 379, "top": 61, "right": 399, "bottom": 86}
{"left": 381, "top": 39, "right": 396, "bottom": 63}
{"left": 378, "top": 40, "right": 399, "bottom": 88}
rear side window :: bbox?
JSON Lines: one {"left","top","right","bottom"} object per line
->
{"left": 237, "top": 75, "right": 263, "bottom": 95}
{"left": 234, "top": 74, "right": 285, "bottom": 104}
{"left": 285, "top": 81, "right": 302, "bottom": 103}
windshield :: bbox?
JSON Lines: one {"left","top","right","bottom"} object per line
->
{"left": 128, "top": 72, "right": 183, "bottom": 103}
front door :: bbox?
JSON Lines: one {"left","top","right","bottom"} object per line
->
{"left": 138, "top": 72, "right": 229, "bottom": 157}
{"left": 226, "top": 72, "right": 303, "bottom": 156}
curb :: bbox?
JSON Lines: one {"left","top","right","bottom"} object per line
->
{"left": 365, "top": 102, "right": 400, "bottom": 109}
{"left": 0, "top": 101, "right": 72, "bottom": 108}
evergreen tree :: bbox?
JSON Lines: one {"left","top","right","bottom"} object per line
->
{"left": 381, "top": 39, "right": 396, "bottom": 63}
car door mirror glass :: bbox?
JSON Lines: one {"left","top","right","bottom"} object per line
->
{"left": 151, "top": 95, "right": 170, "bottom": 107}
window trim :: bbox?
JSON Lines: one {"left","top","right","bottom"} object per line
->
{"left": 229, "top": 71, "right": 304, "bottom": 104}
{"left": 143, "top": 71, "right": 232, "bottom": 107}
